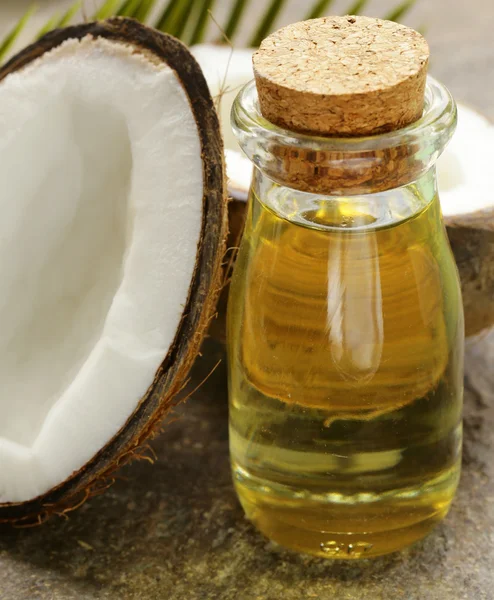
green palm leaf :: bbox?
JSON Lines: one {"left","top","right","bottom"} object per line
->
{"left": 36, "top": 1, "right": 82, "bottom": 38}
{"left": 223, "top": 0, "right": 251, "bottom": 42}
{"left": 58, "top": 2, "right": 82, "bottom": 27}
{"left": 118, "top": 0, "right": 143, "bottom": 17}
{"left": 94, "top": 0, "right": 125, "bottom": 20}
{"left": 347, "top": 0, "right": 370, "bottom": 15}
{"left": 249, "top": 0, "right": 289, "bottom": 48}
{"left": 170, "top": 0, "right": 198, "bottom": 38}
{"left": 0, "top": 5, "right": 36, "bottom": 62}
{"left": 385, "top": 0, "right": 417, "bottom": 21}
{"left": 37, "top": 13, "right": 62, "bottom": 40}
{"left": 305, "top": 0, "right": 336, "bottom": 20}
{"left": 134, "top": 0, "right": 156, "bottom": 21}
{"left": 189, "top": 0, "right": 216, "bottom": 45}
{"left": 0, "top": 0, "right": 421, "bottom": 65}
{"left": 155, "top": 0, "right": 181, "bottom": 31}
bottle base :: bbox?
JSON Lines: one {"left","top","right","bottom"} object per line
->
{"left": 233, "top": 464, "right": 458, "bottom": 559}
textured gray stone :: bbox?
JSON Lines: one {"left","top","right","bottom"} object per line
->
{"left": 0, "top": 334, "right": 493, "bottom": 600}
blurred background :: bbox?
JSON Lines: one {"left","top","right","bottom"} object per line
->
{"left": 1, "top": 0, "right": 494, "bottom": 119}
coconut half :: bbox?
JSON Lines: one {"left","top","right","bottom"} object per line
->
{"left": 193, "top": 43, "right": 494, "bottom": 336}
{"left": 0, "top": 19, "right": 227, "bottom": 523}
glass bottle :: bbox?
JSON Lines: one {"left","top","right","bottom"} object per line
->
{"left": 227, "top": 68, "right": 463, "bottom": 558}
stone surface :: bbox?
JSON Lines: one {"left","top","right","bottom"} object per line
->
{"left": 0, "top": 334, "right": 493, "bottom": 600}
{"left": 1, "top": 1, "right": 494, "bottom": 599}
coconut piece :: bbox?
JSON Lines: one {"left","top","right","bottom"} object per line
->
{"left": 447, "top": 226, "right": 494, "bottom": 337}
{"left": 0, "top": 18, "right": 227, "bottom": 523}
{"left": 439, "top": 104, "right": 494, "bottom": 335}
{"left": 440, "top": 104, "right": 494, "bottom": 227}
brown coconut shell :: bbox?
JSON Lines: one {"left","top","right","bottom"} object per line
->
{"left": 0, "top": 18, "right": 228, "bottom": 525}
{"left": 446, "top": 222, "right": 494, "bottom": 337}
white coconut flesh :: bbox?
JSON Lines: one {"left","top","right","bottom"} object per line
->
{"left": 438, "top": 103, "right": 494, "bottom": 224}
{"left": 0, "top": 37, "right": 204, "bottom": 504}
{"left": 193, "top": 44, "right": 494, "bottom": 217}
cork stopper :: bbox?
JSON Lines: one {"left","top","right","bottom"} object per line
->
{"left": 253, "top": 16, "right": 429, "bottom": 137}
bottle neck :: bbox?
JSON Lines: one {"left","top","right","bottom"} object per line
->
{"left": 251, "top": 167, "right": 440, "bottom": 234}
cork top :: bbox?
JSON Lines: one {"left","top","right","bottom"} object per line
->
{"left": 253, "top": 16, "right": 430, "bottom": 136}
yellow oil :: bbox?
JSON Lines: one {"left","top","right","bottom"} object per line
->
{"left": 228, "top": 181, "right": 464, "bottom": 559}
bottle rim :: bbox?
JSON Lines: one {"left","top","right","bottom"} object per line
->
{"left": 231, "top": 76, "right": 457, "bottom": 195}
{"left": 233, "top": 76, "right": 456, "bottom": 154}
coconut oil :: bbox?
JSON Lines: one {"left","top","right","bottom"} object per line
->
{"left": 228, "top": 174, "right": 463, "bottom": 558}
{"left": 228, "top": 17, "right": 463, "bottom": 558}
